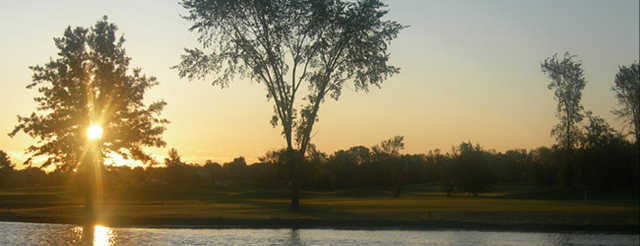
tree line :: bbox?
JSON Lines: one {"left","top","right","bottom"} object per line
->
{"left": 2, "top": 129, "right": 636, "bottom": 197}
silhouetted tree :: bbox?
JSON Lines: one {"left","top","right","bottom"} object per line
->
{"left": 165, "top": 148, "right": 184, "bottom": 167}
{"left": 8, "top": 17, "right": 168, "bottom": 214}
{"left": 578, "top": 111, "right": 632, "bottom": 192}
{"left": 0, "top": 150, "right": 15, "bottom": 188}
{"left": 611, "top": 61, "right": 640, "bottom": 193}
{"left": 541, "top": 52, "right": 586, "bottom": 188}
{"left": 449, "top": 142, "right": 495, "bottom": 196}
{"left": 541, "top": 52, "right": 586, "bottom": 151}
{"left": 372, "top": 136, "right": 405, "bottom": 157}
{"left": 9, "top": 16, "right": 168, "bottom": 171}
{"left": 175, "top": 0, "right": 405, "bottom": 209}
{"left": 612, "top": 61, "right": 640, "bottom": 145}
{"left": 0, "top": 150, "right": 13, "bottom": 172}
{"left": 372, "top": 136, "right": 406, "bottom": 197}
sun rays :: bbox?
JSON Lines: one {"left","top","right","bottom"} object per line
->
{"left": 87, "top": 124, "right": 104, "bottom": 140}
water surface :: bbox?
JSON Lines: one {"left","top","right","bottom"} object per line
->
{"left": 1, "top": 221, "right": 637, "bottom": 245}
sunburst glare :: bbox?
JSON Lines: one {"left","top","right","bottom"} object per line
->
{"left": 87, "top": 124, "right": 103, "bottom": 140}
{"left": 93, "top": 225, "right": 113, "bottom": 246}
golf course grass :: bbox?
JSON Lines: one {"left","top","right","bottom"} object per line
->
{"left": 1, "top": 184, "right": 637, "bottom": 233}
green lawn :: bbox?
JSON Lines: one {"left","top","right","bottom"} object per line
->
{"left": 1, "top": 184, "right": 638, "bottom": 231}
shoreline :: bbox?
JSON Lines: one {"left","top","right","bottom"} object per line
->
{"left": 1, "top": 214, "right": 638, "bottom": 234}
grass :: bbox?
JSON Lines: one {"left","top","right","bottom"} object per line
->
{"left": 0, "top": 184, "right": 638, "bottom": 232}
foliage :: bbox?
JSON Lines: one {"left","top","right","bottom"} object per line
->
{"left": 0, "top": 150, "right": 14, "bottom": 172}
{"left": 0, "top": 150, "right": 15, "bottom": 188}
{"left": 541, "top": 52, "right": 586, "bottom": 151}
{"left": 612, "top": 61, "right": 640, "bottom": 143}
{"left": 175, "top": 0, "right": 405, "bottom": 154}
{"left": 447, "top": 142, "right": 495, "bottom": 196}
{"left": 4, "top": 136, "right": 636, "bottom": 197}
{"left": 372, "top": 135, "right": 404, "bottom": 157}
{"left": 8, "top": 17, "right": 168, "bottom": 171}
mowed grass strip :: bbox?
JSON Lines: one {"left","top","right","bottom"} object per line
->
{"left": 1, "top": 185, "right": 637, "bottom": 227}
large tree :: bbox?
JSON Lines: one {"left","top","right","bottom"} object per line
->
{"left": 175, "top": 0, "right": 404, "bottom": 209}
{"left": 9, "top": 17, "right": 168, "bottom": 175}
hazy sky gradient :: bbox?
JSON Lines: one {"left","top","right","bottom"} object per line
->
{"left": 1, "top": 0, "right": 638, "bottom": 167}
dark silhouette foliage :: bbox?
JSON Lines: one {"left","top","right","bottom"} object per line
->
{"left": 8, "top": 16, "right": 168, "bottom": 172}
{"left": 0, "top": 150, "right": 15, "bottom": 188}
{"left": 446, "top": 142, "right": 495, "bottom": 196}
{"left": 541, "top": 52, "right": 586, "bottom": 151}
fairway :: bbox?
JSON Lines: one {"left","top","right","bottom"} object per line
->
{"left": 1, "top": 185, "right": 637, "bottom": 232}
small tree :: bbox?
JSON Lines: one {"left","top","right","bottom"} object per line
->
{"left": 175, "top": 0, "right": 405, "bottom": 209}
{"left": 0, "top": 150, "right": 15, "bottom": 188}
{"left": 372, "top": 136, "right": 406, "bottom": 197}
{"left": 0, "top": 150, "right": 14, "bottom": 171}
{"left": 541, "top": 52, "right": 586, "bottom": 188}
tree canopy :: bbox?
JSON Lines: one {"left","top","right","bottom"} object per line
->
{"left": 175, "top": 0, "right": 405, "bottom": 154}
{"left": 0, "top": 150, "right": 14, "bottom": 173}
{"left": 9, "top": 17, "right": 168, "bottom": 171}
{"left": 541, "top": 52, "right": 586, "bottom": 151}
{"left": 612, "top": 61, "right": 639, "bottom": 143}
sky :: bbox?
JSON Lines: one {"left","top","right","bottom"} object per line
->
{"left": 1, "top": 0, "right": 638, "bottom": 168}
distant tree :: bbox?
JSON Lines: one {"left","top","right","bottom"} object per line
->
{"left": 165, "top": 148, "right": 185, "bottom": 167}
{"left": 175, "top": 0, "right": 405, "bottom": 210}
{"left": 372, "top": 136, "right": 406, "bottom": 197}
{"left": 449, "top": 142, "right": 495, "bottom": 197}
{"left": 541, "top": 52, "right": 586, "bottom": 188}
{"left": 581, "top": 111, "right": 619, "bottom": 150}
{"left": 579, "top": 111, "right": 632, "bottom": 191}
{"left": 0, "top": 150, "right": 13, "bottom": 171}
{"left": 541, "top": 52, "right": 586, "bottom": 151}
{"left": 304, "top": 144, "right": 330, "bottom": 189}
{"left": 612, "top": 61, "right": 640, "bottom": 145}
{"left": 0, "top": 150, "right": 15, "bottom": 188}
{"left": 9, "top": 17, "right": 168, "bottom": 171}
{"left": 611, "top": 61, "right": 639, "bottom": 193}
{"left": 204, "top": 160, "right": 222, "bottom": 169}
{"left": 372, "top": 136, "right": 405, "bottom": 157}
{"left": 306, "top": 144, "right": 328, "bottom": 164}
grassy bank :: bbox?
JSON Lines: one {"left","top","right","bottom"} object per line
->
{"left": 1, "top": 185, "right": 638, "bottom": 233}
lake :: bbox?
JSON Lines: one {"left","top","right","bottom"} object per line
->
{"left": 0, "top": 221, "right": 637, "bottom": 245}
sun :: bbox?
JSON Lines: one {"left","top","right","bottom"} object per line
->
{"left": 87, "top": 124, "right": 103, "bottom": 140}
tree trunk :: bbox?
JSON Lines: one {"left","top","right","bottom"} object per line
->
{"left": 84, "top": 142, "right": 102, "bottom": 224}
{"left": 288, "top": 149, "right": 301, "bottom": 211}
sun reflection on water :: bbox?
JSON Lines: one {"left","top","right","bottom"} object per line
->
{"left": 93, "top": 225, "right": 113, "bottom": 246}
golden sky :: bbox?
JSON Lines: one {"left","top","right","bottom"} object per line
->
{"left": 1, "top": 0, "right": 638, "bottom": 168}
